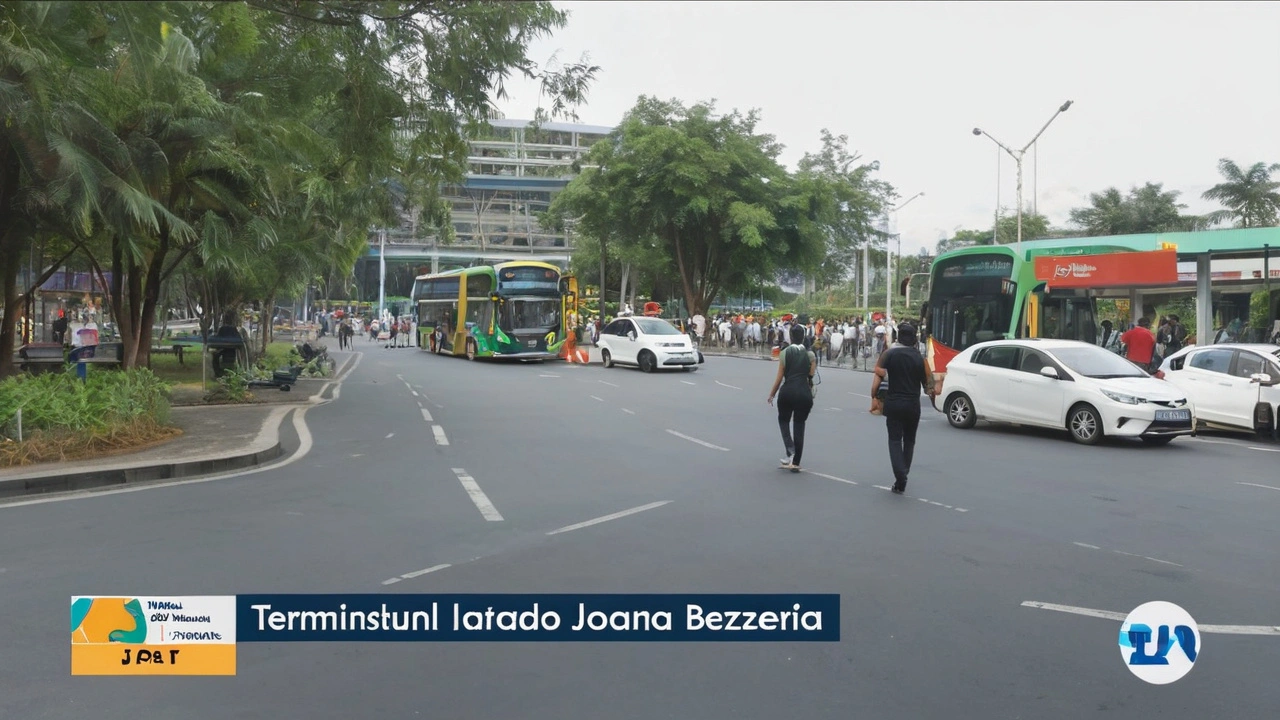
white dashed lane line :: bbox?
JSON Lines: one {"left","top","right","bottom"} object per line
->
{"left": 382, "top": 564, "right": 451, "bottom": 585}
{"left": 421, "top": 408, "right": 433, "bottom": 422}
{"left": 715, "top": 380, "right": 742, "bottom": 390}
{"left": 1021, "top": 601, "right": 1280, "bottom": 635}
{"left": 452, "top": 468, "right": 503, "bottom": 521}
{"left": 589, "top": 395, "right": 604, "bottom": 402}
{"left": 599, "top": 380, "right": 619, "bottom": 387}
{"left": 622, "top": 408, "right": 636, "bottom": 415}
{"left": 546, "top": 501, "right": 672, "bottom": 536}
{"left": 680, "top": 380, "right": 696, "bottom": 386}
{"left": 1238, "top": 481, "right": 1280, "bottom": 491}
{"left": 1072, "top": 540, "right": 1184, "bottom": 568}
{"left": 665, "top": 429, "right": 729, "bottom": 451}
{"left": 432, "top": 426, "right": 449, "bottom": 445}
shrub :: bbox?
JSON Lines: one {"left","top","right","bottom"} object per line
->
{"left": 0, "top": 368, "right": 176, "bottom": 466}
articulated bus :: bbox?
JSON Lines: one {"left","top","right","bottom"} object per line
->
{"left": 412, "top": 261, "right": 578, "bottom": 360}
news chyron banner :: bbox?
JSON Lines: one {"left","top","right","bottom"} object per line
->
{"left": 71, "top": 596, "right": 236, "bottom": 675}
{"left": 73, "top": 594, "right": 839, "bottom": 675}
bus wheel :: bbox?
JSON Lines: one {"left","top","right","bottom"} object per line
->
{"left": 466, "top": 339, "right": 477, "bottom": 361}
{"left": 638, "top": 351, "right": 656, "bottom": 373}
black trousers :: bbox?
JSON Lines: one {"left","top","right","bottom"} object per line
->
{"left": 777, "top": 394, "right": 814, "bottom": 465}
{"left": 884, "top": 399, "right": 921, "bottom": 487}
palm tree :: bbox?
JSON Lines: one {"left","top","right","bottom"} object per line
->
{"left": 1202, "top": 159, "right": 1280, "bottom": 228}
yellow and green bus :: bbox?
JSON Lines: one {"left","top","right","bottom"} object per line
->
{"left": 413, "top": 261, "right": 578, "bottom": 360}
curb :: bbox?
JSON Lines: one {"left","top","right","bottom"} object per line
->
{"left": 0, "top": 440, "right": 284, "bottom": 500}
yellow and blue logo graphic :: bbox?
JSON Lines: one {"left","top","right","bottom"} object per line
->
{"left": 70, "top": 596, "right": 237, "bottom": 676}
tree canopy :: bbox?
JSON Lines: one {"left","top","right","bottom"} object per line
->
{"left": 0, "top": 0, "right": 592, "bottom": 375}
{"left": 548, "top": 97, "right": 892, "bottom": 316}
{"left": 1068, "top": 182, "right": 1204, "bottom": 236}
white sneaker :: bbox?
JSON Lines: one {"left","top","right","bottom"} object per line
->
{"left": 780, "top": 456, "right": 792, "bottom": 466}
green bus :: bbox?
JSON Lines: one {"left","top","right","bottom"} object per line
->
{"left": 413, "top": 261, "right": 578, "bottom": 360}
{"left": 923, "top": 240, "right": 1149, "bottom": 372}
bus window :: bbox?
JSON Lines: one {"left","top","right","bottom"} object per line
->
{"left": 500, "top": 297, "right": 560, "bottom": 333}
{"left": 927, "top": 254, "right": 1017, "bottom": 352}
{"left": 466, "top": 298, "right": 493, "bottom": 332}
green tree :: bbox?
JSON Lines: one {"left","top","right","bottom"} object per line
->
{"left": 1068, "top": 182, "right": 1204, "bottom": 235}
{"left": 552, "top": 97, "right": 829, "bottom": 316}
{"left": 1202, "top": 158, "right": 1280, "bottom": 228}
{"left": 995, "top": 208, "right": 1050, "bottom": 244}
{"left": 936, "top": 228, "right": 993, "bottom": 254}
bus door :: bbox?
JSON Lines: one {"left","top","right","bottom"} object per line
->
{"left": 1030, "top": 287, "right": 1098, "bottom": 344}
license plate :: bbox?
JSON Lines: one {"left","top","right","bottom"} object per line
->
{"left": 1155, "top": 409, "right": 1190, "bottom": 421}
{"left": 527, "top": 340, "right": 536, "bottom": 347}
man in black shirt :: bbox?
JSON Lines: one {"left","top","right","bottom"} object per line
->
{"left": 870, "top": 322, "right": 935, "bottom": 494}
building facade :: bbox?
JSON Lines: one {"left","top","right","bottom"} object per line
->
{"left": 354, "top": 118, "right": 613, "bottom": 305}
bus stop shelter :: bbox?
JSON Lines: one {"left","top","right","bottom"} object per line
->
{"left": 1022, "top": 228, "right": 1280, "bottom": 346}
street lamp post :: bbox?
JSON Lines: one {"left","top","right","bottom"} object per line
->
{"left": 972, "top": 100, "right": 1073, "bottom": 254}
{"left": 885, "top": 192, "right": 924, "bottom": 321}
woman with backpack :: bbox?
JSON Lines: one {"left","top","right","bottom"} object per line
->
{"left": 767, "top": 325, "right": 817, "bottom": 473}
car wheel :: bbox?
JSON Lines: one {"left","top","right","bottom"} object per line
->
{"left": 945, "top": 393, "right": 977, "bottom": 429}
{"left": 601, "top": 349, "right": 613, "bottom": 368}
{"left": 1141, "top": 436, "right": 1174, "bottom": 446}
{"left": 638, "top": 351, "right": 656, "bottom": 373}
{"left": 1068, "top": 404, "right": 1103, "bottom": 445}
{"left": 465, "top": 338, "right": 477, "bottom": 361}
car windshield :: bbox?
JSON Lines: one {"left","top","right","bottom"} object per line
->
{"left": 1049, "top": 345, "right": 1147, "bottom": 378}
{"left": 635, "top": 317, "right": 681, "bottom": 335}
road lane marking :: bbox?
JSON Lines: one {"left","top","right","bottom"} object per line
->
{"left": 411, "top": 390, "right": 419, "bottom": 397}
{"left": 622, "top": 408, "right": 635, "bottom": 415}
{"left": 1020, "top": 601, "right": 1280, "bottom": 635}
{"left": 432, "top": 425, "right": 449, "bottom": 445}
{"left": 849, "top": 391, "right": 871, "bottom": 399}
{"left": 421, "top": 408, "right": 434, "bottom": 422}
{"left": 451, "top": 468, "right": 503, "bottom": 521}
{"left": 1248, "top": 446, "right": 1280, "bottom": 453}
{"left": 681, "top": 380, "right": 696, "bottom": 385}
{"left": 1238, "top": 482, "right": 1280, "bottom": 491}
{"left": 802, "top": 470, "right": 858, "bottom": 486}
{"left": 401, "top": 564, "right": 451, "bottom": 579}
{"left": 546, "top": 501, "right": 671, "bottom": 536}
{"left": 715, "top": 380, "right": 742, "bottom": 390}
{"left": 665, "top": 429, "right": 729, "bottom": 451}
{"left": 827, "top": 407, "right": 843, "bottom": 412}
{"left": 1073, "top": 542, "right": 1101, "bottom": 550}
{"left": 599, "top": 380, "right": 619, "bottom": 387}
{"left": 385, "top": 433, "right": 395, "bottom": 439}
{"left": 589, "top": 395, "right": 604, "bottom": 402}
{"left": 1075, "top": 541, "right": 1184, "bottom": 567}
{"left": 540, "top": 374, "right": 560, "bottom": 378}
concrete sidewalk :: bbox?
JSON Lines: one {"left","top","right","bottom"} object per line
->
{"left": 0, "top": 347, "right": 361, "bottom": 500}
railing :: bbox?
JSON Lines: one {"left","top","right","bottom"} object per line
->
{"left": 1, "top": 407, "right": 22, "bottom": 442}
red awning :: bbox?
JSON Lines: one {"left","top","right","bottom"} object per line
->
{"left": 1033, "top": 249, "right": 1178, "bottom": 289}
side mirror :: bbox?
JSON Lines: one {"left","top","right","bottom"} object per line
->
{"left": 1250, "top": 373, "right": 1275, "bottom": 385}
{"left": 1039, "top": 366, "right": 1059, "bottom": 379}
{"left": 628, "top": 331, "right": 637, "bottom": 341}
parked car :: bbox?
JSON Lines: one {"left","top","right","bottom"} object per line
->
{"left": 1156, "top": 343, "right": 1280, "bottom": 436}
{"left": 940, "top": 339, "right": 1194, "bottom": 446}
{"left": 597, "top": 316, "right": 700, "bottom": 372}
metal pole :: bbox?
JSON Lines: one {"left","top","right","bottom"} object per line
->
{"left": 995, "top": 147, "right": 1001, "bottom": 243}
{"left": 885, "top": 223, "right": 892, "bottom": 321}
{"left": 1033, "top": 142, "right": 1037, "bottom": 216}
{"left": 1015, "top": 154, "right": 1024, "bottom": 254}
{"left": 862, "top": 242, "right": 869, "bottom": 312}
{"left": 378, "top": 229, "right": 386, "bottom": 320}
{"left": 1266, "top": 244, "right": 1273, "bottom": 338}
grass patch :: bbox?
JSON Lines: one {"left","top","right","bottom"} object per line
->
{"left": 0, "top": 368, "right": 175, "bottom": 468}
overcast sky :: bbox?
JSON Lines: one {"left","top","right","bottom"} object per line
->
{"left": 494, "top": 1, "right": 1280, "bottom": 256}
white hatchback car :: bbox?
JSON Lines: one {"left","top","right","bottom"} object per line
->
{"left": 940, "top": 339, "right": 1194, "bottom": 445}
{"left": 1156, "top": 343, "right": 1280, "bottom": 436}
{"left": 598, "top": 316, "right": 700, "bottom": 372}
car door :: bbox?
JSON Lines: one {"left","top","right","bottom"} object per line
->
{"left": 611, "top": 318, "right": 639, "bottom": 364}
{"left": 963, "top": 345, "right": 1021, "bottom": 421}
{"left": 1006, "top": 347, "right": 1069, "bottom": 427}
{"left": 1183, "top": 348, "right": 1238, "bottom": 425}
{"left": 1229, "top": 350, "right": 1273, "bottom": 430}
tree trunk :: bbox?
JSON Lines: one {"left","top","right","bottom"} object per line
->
{"left": 598, "top": 236, "right": 607, "bottom": 317}
{"left": 672, "top": 226, "right": 701, "bottom": 316}
{"left": 261, "top": 294, "right": 275, "bottom": 355}
{"left": 628, "top": 267, "right": 637, "bottom": 311}
{"left": 0, "top": 253, "right": 18, "bottom": 378}
{"left": 619, "top": 261, "right": 631, "bottom": 313}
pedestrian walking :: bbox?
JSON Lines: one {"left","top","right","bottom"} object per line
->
{"left": 767, "top": 325, "right": 816, "bottom": 473}
{"left": 870, "top": 321, "right": 935, "bottom": 494}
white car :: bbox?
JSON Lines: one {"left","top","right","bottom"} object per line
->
{"left": 597, "top": 316, "right": 701, "bottom": 372}
{"left": 940, "top": 339, "right": 1194, "bottom": 446}
{"left": 1156, "top": 343, "right": 1280, "bottom": 436}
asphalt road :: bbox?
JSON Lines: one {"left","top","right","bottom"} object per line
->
{"left": 3, "top": 341, "right": 1278, "bottom": 719}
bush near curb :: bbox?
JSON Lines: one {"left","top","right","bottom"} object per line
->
{"left": 0, "top": 369, "right": 176, "bottom": 467}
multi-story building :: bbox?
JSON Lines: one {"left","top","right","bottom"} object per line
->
{"left": 354, "top": 117, "right": 613, "bottom": 305}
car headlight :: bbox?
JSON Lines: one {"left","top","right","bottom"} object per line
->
{"left": 1101, "top": 389, "right": 1141, "bottom": 405}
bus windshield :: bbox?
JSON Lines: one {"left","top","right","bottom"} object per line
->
{"left": 928, "top": 254, "right": 1016, "bottom": 352}
{"left": 500, "top": 297, "right": 560, "bottom": 333}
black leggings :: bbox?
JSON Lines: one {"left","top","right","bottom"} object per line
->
{"left": 777, "top": 394, "right": 814, "bottom": 465}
